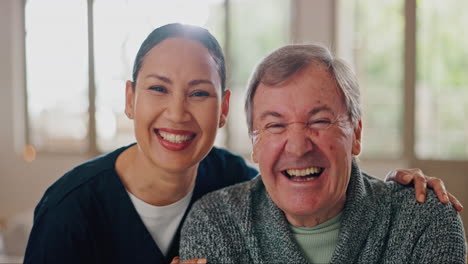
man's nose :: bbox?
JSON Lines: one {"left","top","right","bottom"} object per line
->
{"left": 165, "top": 94, "right": 191, "bottom": 123}
{"left": 284, "top": 124, "right": 314, "bottom": 157}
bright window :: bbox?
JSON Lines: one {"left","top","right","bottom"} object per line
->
{"left": 350, "top": 0, "right": 404, "bottom": 158}
{"left": 25, "top": 0, "right": 89, "bottom": 152}
{"left": 342, "top": 0, "right": 468, "bottom": 161}
{"left": 416, "top": 0, "right": 468, "bottom": 159}
{"left": 24, "top": 0, "right": 290, "bottom": 155}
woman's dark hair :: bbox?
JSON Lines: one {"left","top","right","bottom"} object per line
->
{"left": 132, "top": 23, "right": 226, "bottom": 92}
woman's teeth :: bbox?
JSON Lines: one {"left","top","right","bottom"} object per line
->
{"left": 284, "top": 167, "right": 324, "bottom": 181}
{"left": 158, "top": 131, "right": 194, "bottom": 143}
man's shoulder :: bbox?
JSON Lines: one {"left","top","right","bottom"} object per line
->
{"left": 362, "top": 174, "right": 458, "bottom": 220}
{"left": 191, "top": 176, "right": 261, "bottom": 214}
{"left": 360, "top": 172, "right": 459, "bottom": 221}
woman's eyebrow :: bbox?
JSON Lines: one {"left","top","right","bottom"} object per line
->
{"left": 145, "top": 73, "right": 171, "bottom": 84}
{"left": 188, "top": 79, "right": 214, "bottom": 87}
{"left": 144, "top": 74, "right": 213, "bottom": 87}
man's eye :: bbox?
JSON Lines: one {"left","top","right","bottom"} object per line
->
{"left": 267, "top": 123, "right": 286, "bottom": 128}
{"left": 149, "top": 86, "right": 167, "bottom": 93}
{"left": 265, "top": 123, "right": 286, "bottom": 134}
{"left": 190, "top": 90, "right": 210, "bottom": 97}
{"left": 308, "top": 119, "right": 332, "bottom": 129}
{"left": 314, "top": 119, "right": 331, "bottom": 124}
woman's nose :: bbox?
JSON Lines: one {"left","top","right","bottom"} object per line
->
{"left": 165, "top": 94, "right": 191, "bottom": 123}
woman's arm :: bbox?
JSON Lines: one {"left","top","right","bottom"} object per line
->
{"left": 385, "top": 168, "right": 463, "bottom": 211}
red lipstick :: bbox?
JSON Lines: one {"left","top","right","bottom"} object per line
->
{"left": 155, "top": 128, "right": 196, "bottom": 151}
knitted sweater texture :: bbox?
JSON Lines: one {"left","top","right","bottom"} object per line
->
{"left": 180, "top": 163, "right": 466, "bottom": 263}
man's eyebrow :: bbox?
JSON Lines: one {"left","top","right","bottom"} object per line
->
{"left": 259, "top": 105, "right": 335, "bottom": 121}
{"left": 259, "top": 111, "right": 284, "bottom": 121}
{"left": 308, "top": 105, "right": 335, "bottom": 116}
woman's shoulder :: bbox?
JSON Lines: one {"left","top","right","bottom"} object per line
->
{"left": 194, "top": 147, "right": 258, "bottom": 195}
{"left": 33, "top": 144, "right": 133, "bottom": 222}
{"left": 202, "top": 147, "right": 258, "bottom": 178}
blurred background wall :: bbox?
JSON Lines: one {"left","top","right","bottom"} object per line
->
{"left": 1, "top": 0, "right": 467, "bottom": 261}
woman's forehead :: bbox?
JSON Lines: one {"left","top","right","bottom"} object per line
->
{"left": 137, "top": 38, "right": 220, "bottom": 84}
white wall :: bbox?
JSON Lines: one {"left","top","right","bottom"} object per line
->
{"left": 291, "top": 0, "right": 336, "bottom": 48}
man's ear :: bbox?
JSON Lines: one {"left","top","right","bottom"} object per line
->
{"left": 251, "top": 148, "right": 259, "bottom": 164}
{"left": 352, "top": 120, "right": 362, "bottom": 156}
{"left": 125, "top": 80, "right": 135, "bottom": 119}
{"left": 250, "top": 133, "right": 260, "bottom": 164}
{"left": 219, "top": 90, "right": 231, "bottom": 128}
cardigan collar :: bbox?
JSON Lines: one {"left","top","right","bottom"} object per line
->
{"left": 247, "top": 161, "right": 375, "bottom": 264}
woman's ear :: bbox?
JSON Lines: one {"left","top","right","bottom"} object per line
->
{"left": 219, "top": 90, "right": 231, "bottom": 128}
{"left": 125, "top": 80, "right": 135, "bottom": 119}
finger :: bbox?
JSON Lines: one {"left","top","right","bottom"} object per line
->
{"left": 171, "top": 256, "right": 180, "bottom": 264}
{"left": 447, "top": 192, "right": 464, "bottom": 212}
{"left": 426, "top": 177, "right": 449, "bottom": 204}
{"left": 181, "top": 258, "right": 207, "bottom": 264}
{"left": 385, "top": 170, "right": 412, "bottom": 184}
{"left": 384, "top": 170, "right": 397, "bottom": 182}
{"left": 413, "top": 173, "right": 427, "bottom": 203}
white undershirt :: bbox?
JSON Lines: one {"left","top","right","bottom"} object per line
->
{"left": 127, "top": 186, "right": 194, "bottom": 256}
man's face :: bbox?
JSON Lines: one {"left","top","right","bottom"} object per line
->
{"left": 251, "top": 63, "right": 362, "bottom": 227}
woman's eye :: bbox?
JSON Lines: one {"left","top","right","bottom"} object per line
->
{"left": 149, "top": 86, "right": 167, "bottom": 93}
{"left": 190, "top": 90, "right": 210, "bottom": 97}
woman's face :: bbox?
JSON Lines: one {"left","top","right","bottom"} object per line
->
{"left": 125, "top": 37, "right": 229, "bottom": 174}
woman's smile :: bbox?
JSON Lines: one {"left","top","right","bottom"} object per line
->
{"left": 155, "top": 128, "right": 197, "bottom": 151}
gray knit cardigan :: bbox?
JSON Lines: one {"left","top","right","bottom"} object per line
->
{"left": 180, "top": 163, "right": 466, "bottom": 263}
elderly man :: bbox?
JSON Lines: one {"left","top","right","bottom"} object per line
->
{"left": 180, "top": 44, "right": 466, "bottom": 263}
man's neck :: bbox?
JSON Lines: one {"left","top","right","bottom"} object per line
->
{"left": 286, "top": 195, "right": 346, "bottom": 227}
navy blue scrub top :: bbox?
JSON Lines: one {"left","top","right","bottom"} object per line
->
{"left": 24, "top": 144, "right": 257, "bottom": 264}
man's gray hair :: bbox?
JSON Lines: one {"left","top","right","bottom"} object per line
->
{"left": 244, "top": 43, "right": 361, "bottom": 134}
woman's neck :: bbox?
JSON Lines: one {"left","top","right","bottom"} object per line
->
{"left": 115, "top": 145, "right": 198, "bottom": 206}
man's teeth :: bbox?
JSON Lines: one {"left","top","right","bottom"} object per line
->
{"left": 159, "top": 131, "right": 193, "bottom": 143}
{"left": 286, "top": 167, "right": 323, "bottom": 177}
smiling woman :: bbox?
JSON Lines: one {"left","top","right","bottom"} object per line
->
{"left": 124, "top": 35, "right": 228, "bottom": 176}
{"left": 23, "top": 23, "right": 257, "bottom": 264}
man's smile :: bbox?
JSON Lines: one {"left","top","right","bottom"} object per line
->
{"left": 282, "top": 166, "right": 324, "bottom": 182}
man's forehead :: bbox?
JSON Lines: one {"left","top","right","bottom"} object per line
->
{"left": 256, "top": 105, "right": 336, "bottom": 121}
{"left": 253, "top": 77, "right": 345, "bottom": 120}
